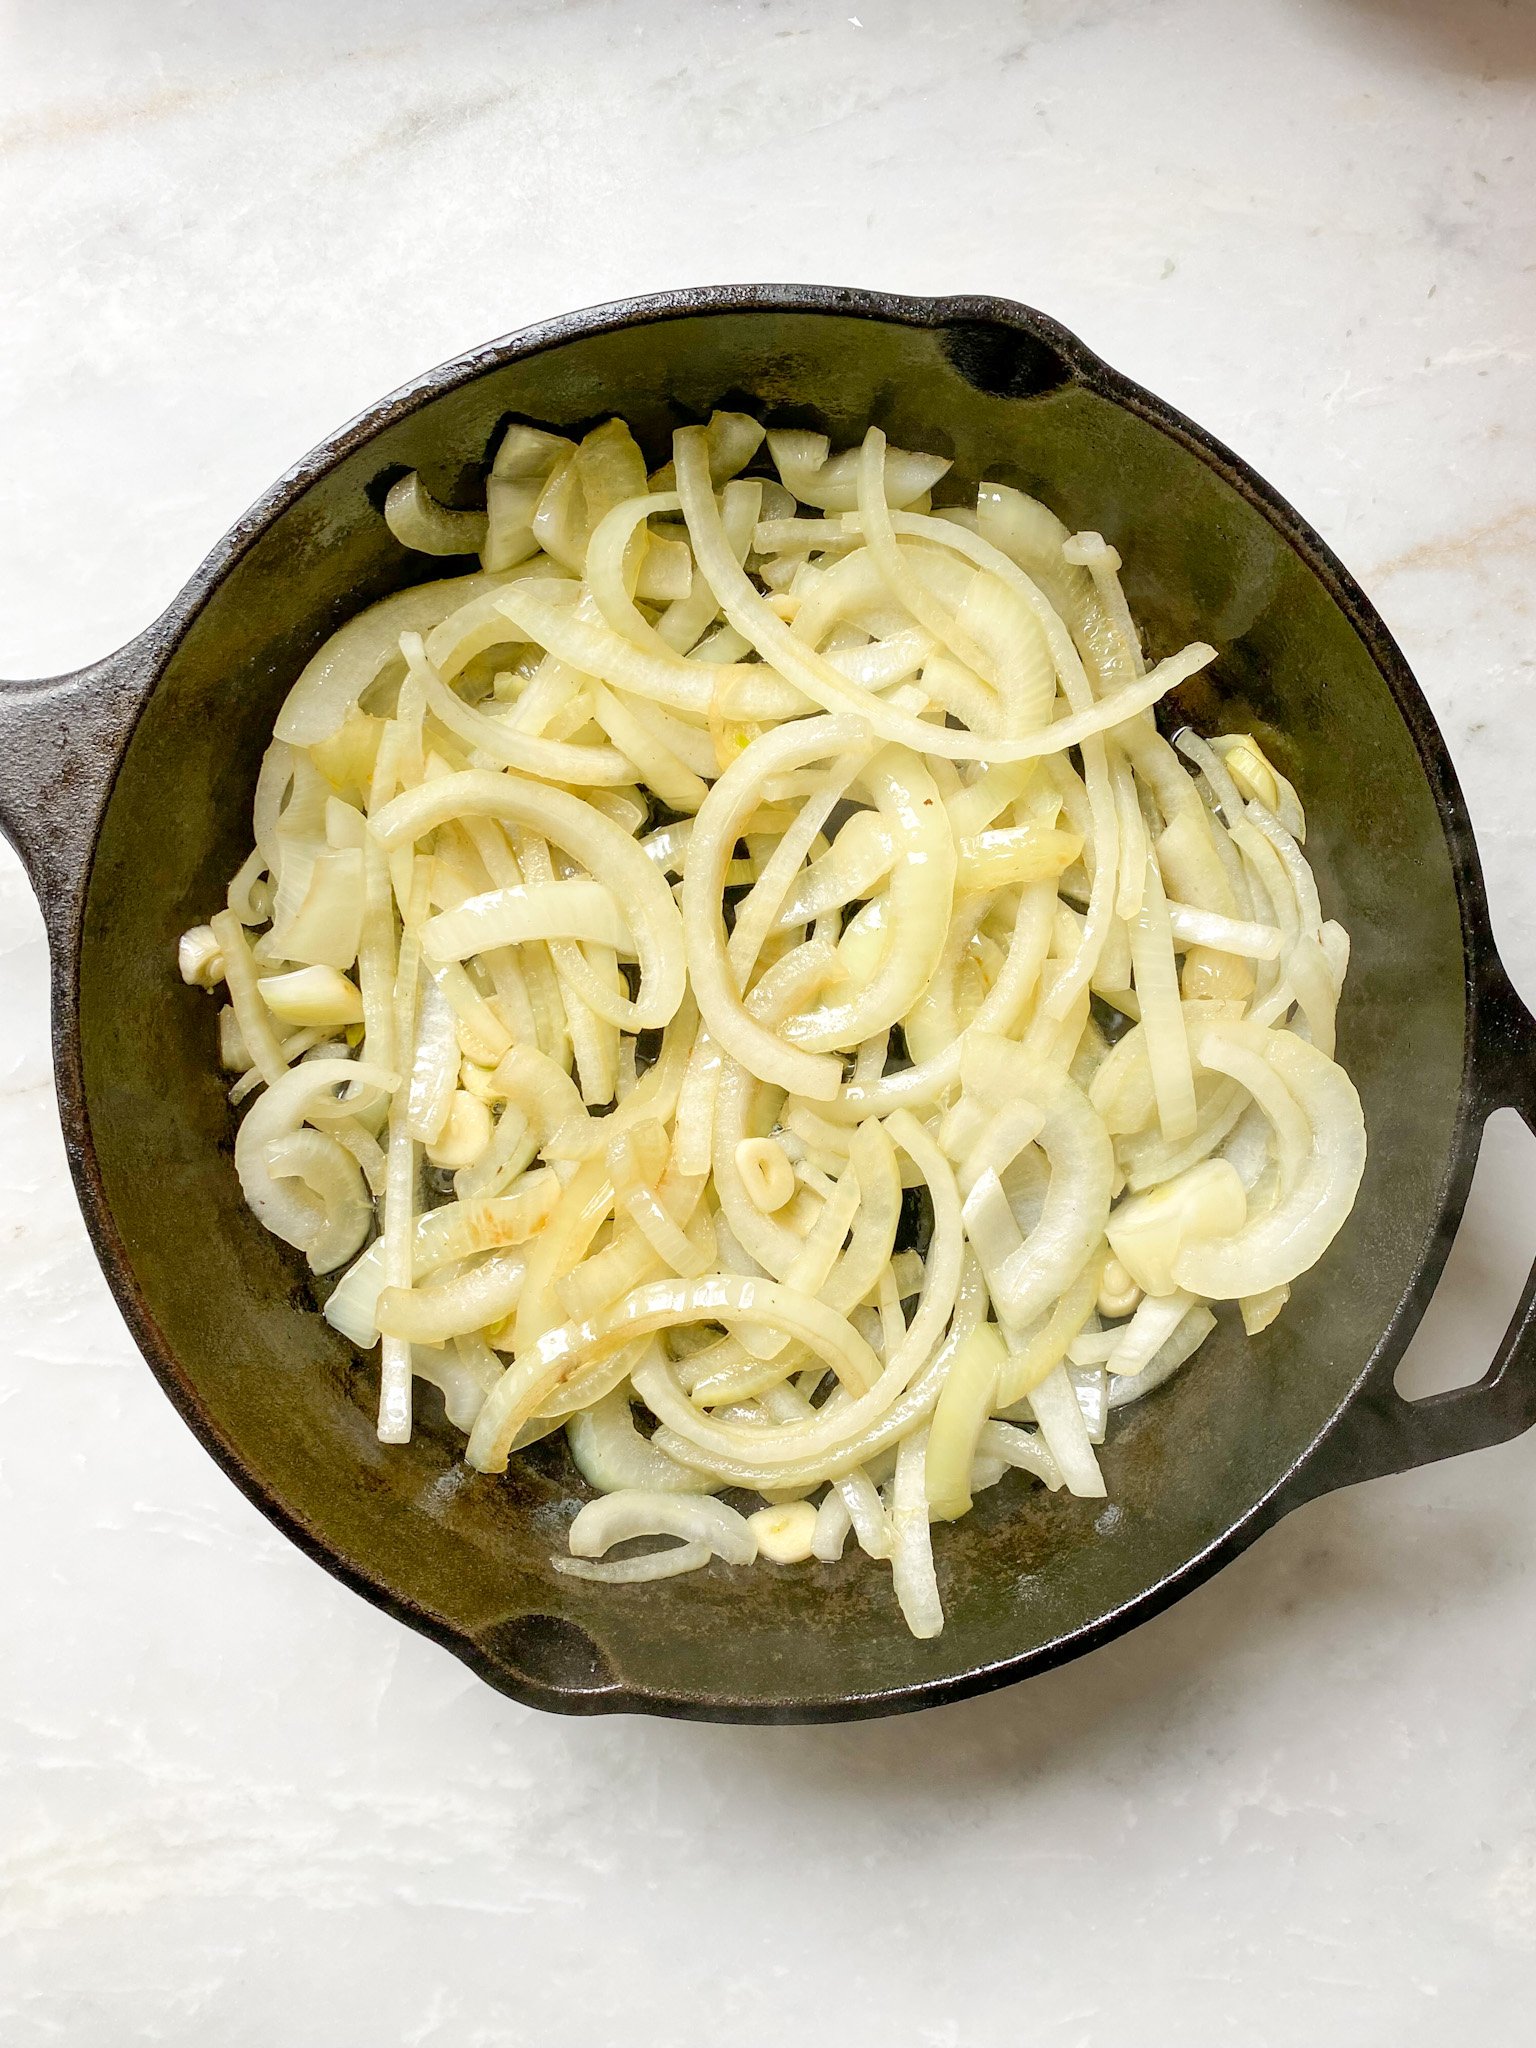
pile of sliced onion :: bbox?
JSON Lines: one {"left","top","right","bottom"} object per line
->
{"left": 179, "top": 412, "right": 1365, "bottom": 1640}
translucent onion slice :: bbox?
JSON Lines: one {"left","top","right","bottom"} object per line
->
{"left": 409, "top": 644, "right": 634, "bottom": 787}
{"left": 1167, "top": 901, "right": 1281, "bottom": 960}
{"left": 815, "top": 878, "right": 1057, "bottom": 1124}
{"left": 565, "top": 1489, "right": 757, "bottom": 1567}
{"left": 681, "top": 714, "right": 872, "bottom": 1102}
{"left": 993, "top": 1251, "right": 1104, "bottom": 1409}
{"left": 370, "top": 769, "right": 685, "bottom": 1032}
{"left": 234, "top": 1058, "right": 395, "bottom": 1272}
{"left": 1241, "top": 1283, "right": 1290, "bottom": 1336}
{"left": 276, "top": 571, "right": 513, "bottom": 746}
{"left": 925, "top": 1322, "right": 1008, "bottom": 1521}
{"left": 810, "top": 1484, "right": 853, "bottom": 1560}
{"left": 484, "top": 428, "right": 570, "bottom": 571}
{"left": 323, "top": 1177, "right": 559, "bottom": 1347}
{"left": 590, "top": 683, "right": 709, "bottom": 814}
{"left": 258, "top": 964, "right": 364, "bottom": 1029}
{"left": 958, "top": 822, "right": 1083, "bottom": 892}
{"left": 973, "top": 482, "right": 1096, "bottom": 637}
{"left": 375, "top": 1245, "right": 530, "bottom": 1345}
{"left": 974, "top": 1418, "right": 1064, "bottom": 1490}
{"left": 263, "top": 1128, "right": 374, "bottom": 1274}
{"left": 779, "top": 747, "right": 957, "bottom": 1054}
{"left": 554, "top": 1543, "right": 713, "bottom": 1584}
{"left": 412, "top": 1336, "right": 504, "bottom": 1432}
{"left": 583, "top": 490, "right": 691, "bottom": 650}
{"left": 1173, "top": 1031, "right": 1366, "bottom": 1299}
{"left": 566, "top": 1380, "right": 703, "bottom": 1494}
{"left": 773, "top": 808, "right": 898, "bottom": 927}
{"left": 652, "top": 409, "right": 766, "bottom": 492}
{"left": 1106, "top": 1304, "right": 1217, "bottom": 1409}
{"left": 468, "top": 1272, "right": 884, "bottom": 1472}
{"left": 404, "top": 972, "right": 458, "bottom": 1146}
{"left": 956, "top": 570, "right": 1056, "bottom": 732}
{"left": 496, "top": 580, "right": 809, "bottom": 723}
{"left": 385, "top": 473, "right": 487, "bottom": 556}
{"left": 1104, "top": 1287, "right": 1201, "bottom": 1376}
{"left": 959, "top": 1042, "right": 1114, "bottom": 1332}
{"left": 1023, "top": 1364, "right": 1106, "bottom": 1498}
{"left": 767, "top": 428, "right": 950, "bottom": 512}
{"left": 1129, "top": 860, "right": 1198, "bottom": 1143}
{"left": 421, "top": 878, "right": 633, "bottom": 963}
{"left": 1197, "top": 1026, "right": 1311, "bottom": 1197}
{"left": 268, "top": 848, "right": 366, "bottom": 970}
{"left": 637, "top": 1111, "right": 962, "bottom": 1480}
{"left": 211, "top": 909, "right": 290, "bottom": 1087}
{"left": 888, "top": 1428, "right": 943, "bottom": 1639}
{"left": 675, "top": 426, "right": 1216, "bottom": 762}
{"left": 1107, "top": 1159, "right": 1248, "bottom": 1299}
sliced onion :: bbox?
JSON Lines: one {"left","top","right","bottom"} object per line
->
{"left": 268, "top": 848, "right": 366, "bottom": 970}
{"left": 370, "top": 769, "right": 685, "bottom": 1032}
{"left": 888, "top": 1428, "right": 943, "bottom": 1639}
{"left": 203, "top": 404, "right": 1369, "bottom": 1650}
{"left": 566, "top": 1379, "right": 703, "bottom": 1494}
{"left": 1174, "top": 1031, "right": 1365, "bottom": 1299}
{"left": 375, "top": 1246, "right": 529, "bottom": 1346}
{"left": 1105, "top": 1287, "right": 1200, "bottom": 1375}
{"left": 676, "top": 426, "right": 1215, "bottom": 762}
{"left": 421, "top": 879, "right": 633, "bottom": 963}
{"left": 565, "top": 1489, "right": 757, "bottom": 1566}
{"left": 554, "top": 1543, "right": 713, "bottom": 1584}
{"left": 234, "top": 1058, "right": 395, "bottom": 1272}
{"left": 925, "top": 1322, "right": 1007, "bottom": 1521}
{"left": 411, "top": 1336, "right": 504, "bottom": 1433}
{"left": 1130, "top": 860, "right": 1197, "bottom": 1143}
{"left": 263, "top": 1128, "right": 373, "bottom": 1274}
{"left": 409, "top": 643, "right": 634, "bottom": 786}
{"left": 1106, "top": 1304, "right": 1217, "bottom": 1409}
{"left": 1107, "top": 1159, "right": 1248, "bottom": 1299}
{"left": 496, "top": 579, "right": 808, "bottom": 722}
{"left": 404, "top": 972, "right": 458, "bottom": 1146}
{"left": 1167, "top": 901, "right": 1281, "bottom": 959}
{"left": 468, "top": 1272, "right": 883, "bottom": 1472}
{"left": 767, "top": 428, "right": 950, "bottom": 512}
{"left": 1023, "top": 1364, "right": 1106, "bottom": 1497}
{"left": 780, "top": 748, "right": 957, "bottom": 1054}
{"left": 681, "top": 715, "right": 872, "bottom": 1101}
{"left": 385, "top": 473, "right": 487, "bottom": 556}
{"left": 276, "top": 571, "right": 513, "bottom": 746}
{"left": 975, "top": 1418, "right": 1063, "bottom": 1489}
{"left": 959, "top": 1040, "right": 1114, "bottom": 1331}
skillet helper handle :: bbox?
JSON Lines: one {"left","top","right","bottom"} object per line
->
{"left": 1293, "top": 950, "right": 1536, "bottom": 1502}
{"left": 0, "top": 638, "right": 156, "bottom": 927}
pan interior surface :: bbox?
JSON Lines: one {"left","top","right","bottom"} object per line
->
{"left": 78, "top": 305, "right": 1465, "bottom": 1716}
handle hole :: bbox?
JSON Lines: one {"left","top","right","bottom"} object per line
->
{"left": 1395, "top": 1106, "right": 1536, "bottom": 1401}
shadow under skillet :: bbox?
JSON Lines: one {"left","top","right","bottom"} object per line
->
{"left": 602, "top": 1437, "right": 1534, "bottom": 1803}
{"left": 1300, "top": 0, "right": 1536, "bottom": 78}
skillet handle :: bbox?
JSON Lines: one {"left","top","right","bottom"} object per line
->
{"left": 1288, "top": 950, "right": 1536, "bottom": 1503}
{"left": 0, "top": 636, "right": 157, "bottom": 931}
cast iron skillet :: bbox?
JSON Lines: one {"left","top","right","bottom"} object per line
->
{"left": 3, "top": 285, "right": 1535, "bottom": 1724}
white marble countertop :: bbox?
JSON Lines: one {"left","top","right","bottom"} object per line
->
{"left": 3, "top": 2, "right": 1535, "bottom": 2041}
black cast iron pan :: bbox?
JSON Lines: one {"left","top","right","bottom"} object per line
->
{"left": 3, "top": 285, "right": 1534, "bottom": 1724}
